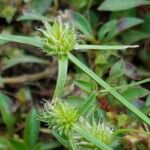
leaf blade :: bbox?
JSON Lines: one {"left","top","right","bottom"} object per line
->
{"left": 0, "top": 34, "right": 41, "bottom": 48}
{"left": 98, "top": 0, "right": 150, "bottom": 11}
{"left": 24, "top": 108, "right": 40, "bottom": 148}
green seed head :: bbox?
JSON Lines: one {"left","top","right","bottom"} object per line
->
{"left": 38, "top": 99, "right": 79, "bottom": 135}
{"left": 75, "top": 119, "right": 114, "bottom": 150}
{"left": 38, "top": 18, "right": 76, "bottom": 56}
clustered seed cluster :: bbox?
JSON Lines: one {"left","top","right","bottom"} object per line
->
{"left": 38, "top": 19, "right": 76, "bottom": 56}
{"left": 74, "top": 118, "right": 114, "bottom": 150}
{"left": 38, "top": 99, "right": 79, "bottom": 135}
{"left": 38, "top": 99, "right": 115, "bottom": 149}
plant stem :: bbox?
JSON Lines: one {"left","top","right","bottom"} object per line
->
{"left": 99, "top": 78, "right": 150, "bottom": 93}
{"left": 52, "top": 129, "right": 70, "bottom": 149}
{"left": 78, "top": 92, "right": 97, "bottom": 116}
{"left": 74, "top": 44, "right": 139, "bottom": 50}
{"left": 52, "top": 55, "right": 68, "bottom": 101}
{"left": 68, "top": 53, "right": 150, "bottom": 125}
{"left": 73, "top": 124, "right": 112, "bottom": 150}
{"left": 113, "top": 129, "right": 150, "bottom": 136}
{"left": 68, "top": 132, "right": 77, "bottom": 150}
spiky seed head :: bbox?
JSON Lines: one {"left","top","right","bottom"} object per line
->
{"left": 37, "top": 18, "right": 76, "bottom": 56}
{"left": 38, "top": 98, "right": 79, "bottom": 135}
{"left": 74, "top": 118, "right": 114, "bottom": 150}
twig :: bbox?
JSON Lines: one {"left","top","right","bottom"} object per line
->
{"left": 1, "top": 67, "right": 56, "bottom": 85}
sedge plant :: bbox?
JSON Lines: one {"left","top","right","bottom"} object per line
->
{"left": 0, "top": 18, "right": 150, "bottom": 150}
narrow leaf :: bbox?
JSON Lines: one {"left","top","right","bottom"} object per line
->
{"left": 74, "top": 44, "right": 139, "bottom": 50}
{"left": 99, "top": 0, "right": 150, "bottom": 11}
{"left": 122, "top": 86, "right": 149, "bottom": 102}
{"left": 98, "top": 17, "right": 143, "bottom": 40}
{"left": 2, "top": 55, "right": 48, "bottom": 71}
{"left": 52, "top": 130, "right": 70, "bottom": 149}
{"left": 74, "top": 80, "right": 93, "bottom": 93}
{"left": 24, "top": 108, "right": 40, "bottom": 148}
{"left": 122, "top": 30, "right": 150, "bottom": 44}
{"left": 0, "top": 34, "right": 41, "bottom": 48}
{"left": 0, "top": 92, "right": 15, "bottom": 130}
{"left": 17, "top": 12, "right": 49, "bottom": 22}
{"left": 78, "top": 92, "right": 97, "bottom": 116}
{"left": 9, "top": 139, "right": 27, "bottom": 150}
{"left": 53, "top": 56, "right": 68, "bottom": 100}
{"left": 29, "top": 0, "right": 53, "bottom": 14}
{"left": 66, "top": 10, "right": 93, "bottom": 39}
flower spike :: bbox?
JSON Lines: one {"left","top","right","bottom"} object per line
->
{"left": 37, "top": 18, "right": 77, "bottom": 56}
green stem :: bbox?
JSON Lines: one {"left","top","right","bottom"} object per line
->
{"left": 113, "top": 129, "right": 150, "bottom": 137}
{"left": 68, "top": 53, "right": 150, "bottom": 125}
{"left": 52, "top": 129, "right": 70, "bottom": 149}
{"left": 73, "top": 124, "right": 112, "bottom": 150}
{"left": 52, "top": 55, "right": 68, "bottom": 101}
{"left": 68, "top": 132, "right": 77, "bottom": 150}
{"left": 74, "top": 44, "right": 138, "bottom": 50}
{"left": 99, "top": 78, "right": 150, "bottom": 93}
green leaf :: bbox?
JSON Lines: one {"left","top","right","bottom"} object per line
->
{"left": 74, "top": 80, "right": 94, "bottom": 93}
{"left": 33, "top": 141, "right": 61, "bottom": 150}
{"left": 0, "top": 39, "right": 7, "bottom": 45}
{"left": 67, "top": 0, "right": 89, "bottom": 9}
{"left": 0, "top": 137, "right": 10, "bottom": 150}
{"left": 98, "top": 0, "right": 150, "bottom": 11}
{"left": 0, "top": 3, "right": 16, "bottom": 23}
{"left": 98, "top": 17, "right": 143, "bottom": 40}
{"left": 53, "top": 56, "right": 68, "bottom": 100}
{"left": 117, "top": 114, "right": 128, "bottom": 128}
{"left": 24, "top": 108, "right": 40, "bottom": 148}
{"left": 29, "top": 0, "right": 53, "bottom": 14}
{"left": 107, "top": 60, "right": 125, "bottom": 86}
{"left": 110, "top": 59, "right": 124, "bottom": 76}
{"left": 8, "top": 139, "right": 27, "bottom": 150}
{"left": 111, "top": 9, "right": 136, "bottom": 19}
{"left": 122, "top": 30, "right": 150, "bottom": 44}
{"left": 121, "top": 86, "right": 149, "bottom": 102}
{"left": 78, "top": 92, "right": 97, "bottom": 116}
{"left": 0, "top": 92, "right": 15, "bottom": 130}
{"left": 2, "top": 55, "right": 48, "bottom": 71}
{"left": 75, "top": 44, "right": 139, "bottom": 50}
{"left": 52, "top": 130, "right": 70, "bottom": 149}
{"left": 0, "top": 34, "right": 41, "bottom": 48}
{"left": 141, "top": 12, "right": 150, "bottom": 33}
{"left": 67, "top": 96, "right": 86, "bottom": 107}
{"left": 98, "top": 19, "right": 117, "bottom": 40}
{"left": 145, "top": 95, "right": 150, "bottom": 106}
{"left": 17, "top": 12, "right": 49, "bottom": 22}
{"left": 66, "top": 10, "right": 93, "bottom": 39}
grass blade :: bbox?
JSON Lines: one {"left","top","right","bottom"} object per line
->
{"left": 24, "top": 108, "right": 40, "bottom": 148}
{"left": 53, "top": 56, "right": 68, "bottom": 100}
{"left": 0, "top": 34, "right": 41, "bottom": 48}
{"left": 74, "top": 44, "right": 139, "bottom": 50}
{"left": 2, "top": 55, "right": 49, "bottom": 71}
{"left": 0, "top": 92, "right": 16, "bottom": 130}
{"left": 78, "top": 92, "right": 97, "bottom": 116}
